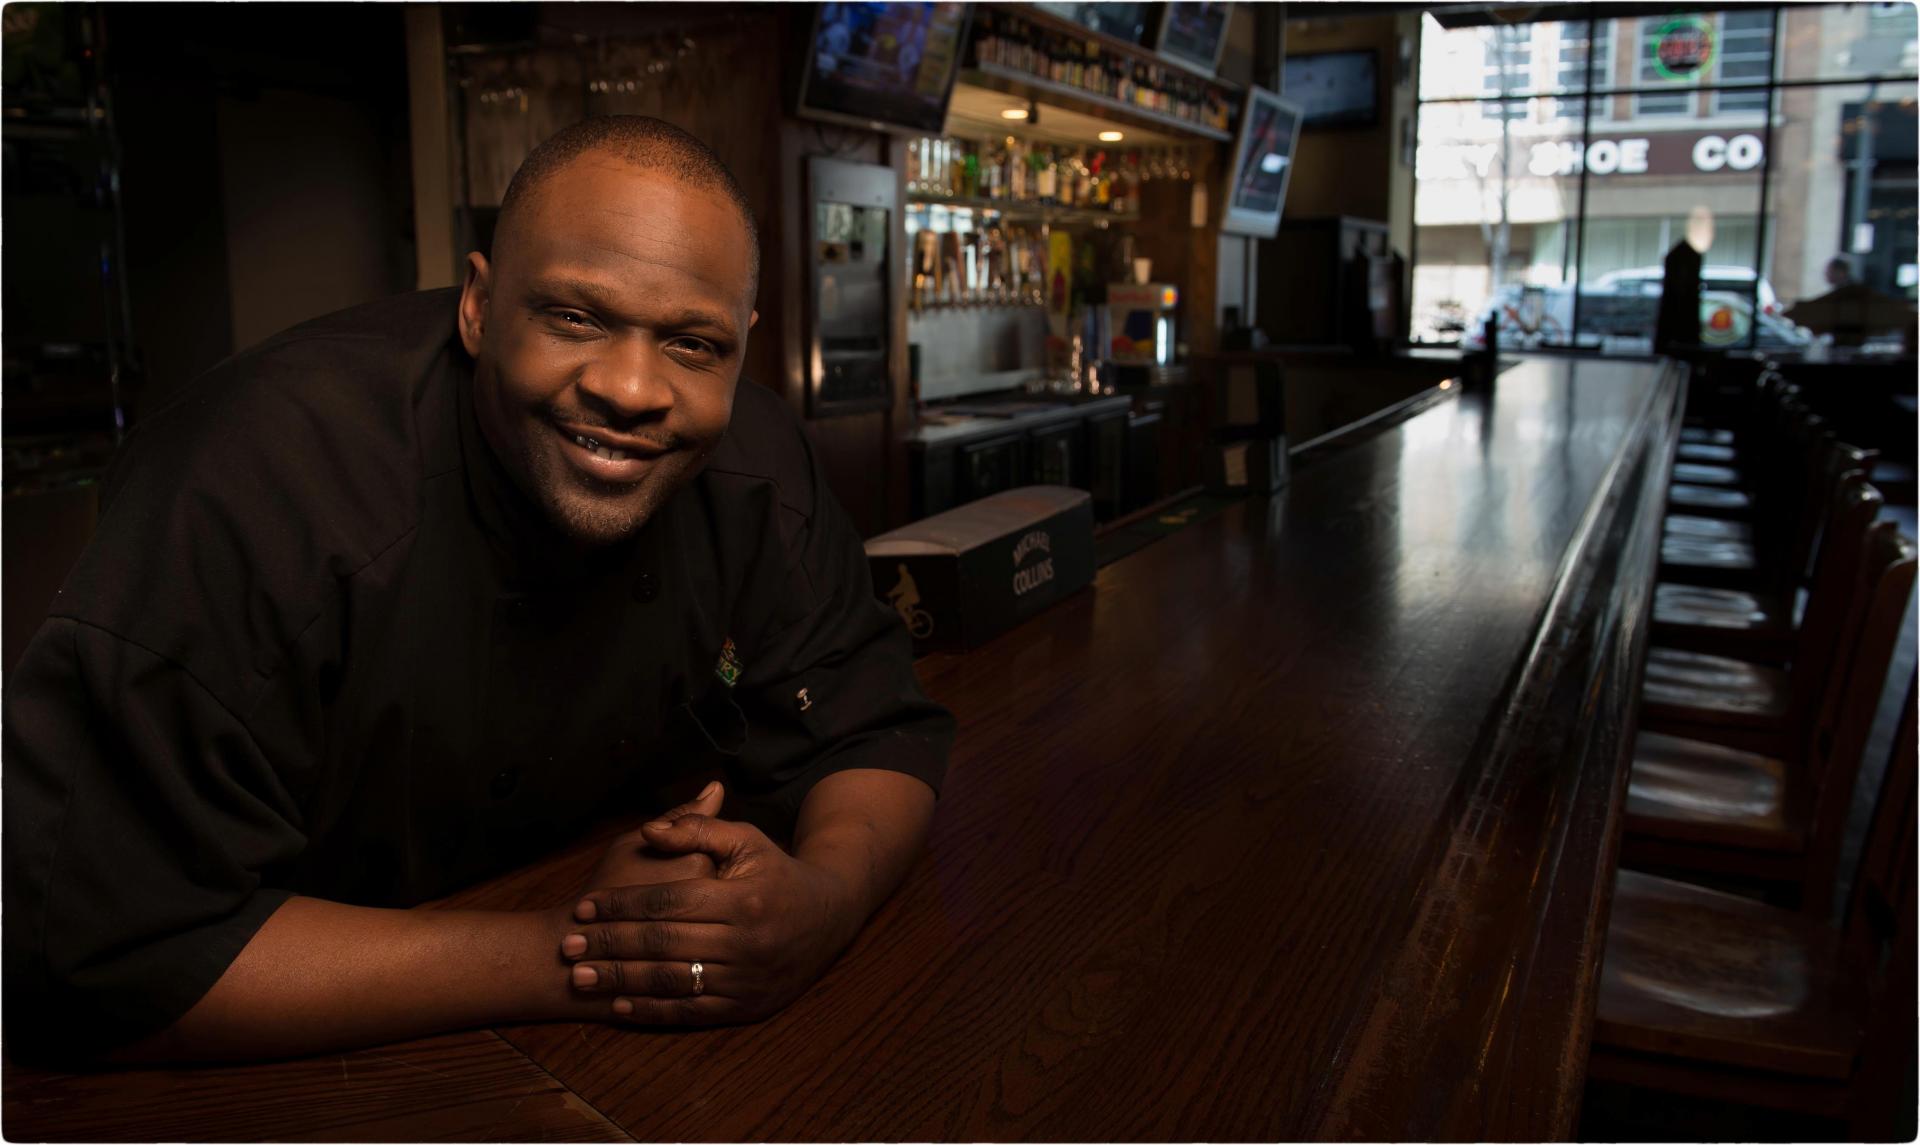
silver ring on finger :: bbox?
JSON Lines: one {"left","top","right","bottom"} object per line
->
{"left": 689, "top": 961, "right": 705, "bottom": 997}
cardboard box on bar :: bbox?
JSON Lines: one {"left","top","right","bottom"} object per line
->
{"left": 865, "top": 486, "right": 1095, "bottom": 653}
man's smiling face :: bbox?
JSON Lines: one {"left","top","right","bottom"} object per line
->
{"left": 458, "top": 156, "right": 758, "bottom": 547}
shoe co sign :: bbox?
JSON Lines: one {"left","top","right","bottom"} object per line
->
{"left": 1421, "top": 129, "right": 1766, "bottom": 181}
{"left": 1526, "top": 130, "right": 1764, "bottom": 177}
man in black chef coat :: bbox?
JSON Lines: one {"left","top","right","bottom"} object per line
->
{"left": 3, "top": 115, "right": 953, "bottom": 1063}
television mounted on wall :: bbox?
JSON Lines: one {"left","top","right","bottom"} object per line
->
{"left": 1155, "top": 2, "right": 1232, "bottom": 76}
{"left": 1222, "top": 85, "right": 1302, "bottom": 238}
{"left": 1031, "top": 2, "right": 1152, "bottom": 44}
{"left": 1281, "top": 49, "right": 1379, "bottom": 128}
{"left": 797, "top": 2, "right": 973, "bottom": 135}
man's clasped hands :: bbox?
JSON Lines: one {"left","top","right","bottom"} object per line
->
{"left": 562, "top": 781, "right": 862, "bottom": 1027}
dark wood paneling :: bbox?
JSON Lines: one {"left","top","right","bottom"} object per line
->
{"left": 805, "top": 411, "right": 890, "bottom": 537}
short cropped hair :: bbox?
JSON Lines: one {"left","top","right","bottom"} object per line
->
{"left": 494, "top": 115, "right": 761, "bottom": 288}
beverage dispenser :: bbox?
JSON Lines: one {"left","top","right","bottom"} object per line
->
{"left": 1105, "top": 282, "right": 1180, "bottom": 367}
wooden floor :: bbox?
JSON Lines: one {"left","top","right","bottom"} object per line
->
{"left": 3, "top": 357, "right": 1686, "bottom": 1141}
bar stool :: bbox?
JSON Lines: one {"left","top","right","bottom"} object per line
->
{"left": 1625, "top": 522, "right": 1914, "bottom": 899}
{"left": 1679, "top": 425, "right": 1735, "bottom": 447}
{"left": 1588, "top": 684, "right": 1916, "bottom": 1139}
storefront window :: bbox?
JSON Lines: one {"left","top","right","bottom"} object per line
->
{"left": 1412, "top": 7, "right": 1920, "bottom": 353}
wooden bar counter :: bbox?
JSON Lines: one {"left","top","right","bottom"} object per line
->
{"left": 4, "top": 357, "right": 1686, "bottom": 1142}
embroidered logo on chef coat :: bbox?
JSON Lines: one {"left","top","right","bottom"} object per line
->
{"left": 714, "top": 636, "right": 743, "bottom": 687}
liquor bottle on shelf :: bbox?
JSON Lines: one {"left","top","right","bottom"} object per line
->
{"left": 948, "top": 139, "right": 965, "bottom": 198}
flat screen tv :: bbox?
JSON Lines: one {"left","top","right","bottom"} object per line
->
{"left": 1222, "top": 86, "right": 1302, "bottom": 238}
{"left": 1031, "top": 2, "right": 1152, "bottom": 44}
{"left": 797, "top": 2, "right": 973, "bottom": 135}
{"left": 1155, "top": 2, "right": 1232, "bottom": 76}
{"left": 1282, "top": 49, "right": 1378, "bottom": 128}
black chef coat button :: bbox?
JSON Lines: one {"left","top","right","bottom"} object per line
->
{"left": 633, "top": 572, "right": 659, "bottom": 603}
{"left": 505, "top": 598, "right": 531, "bottom": 621}
{"left": 489, "top": 768, "right": 520, "bottom": 799}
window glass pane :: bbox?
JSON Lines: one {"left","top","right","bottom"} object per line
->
{"left": 1778, "top": 3, "right": 1919, "bottom": 83}
{"left": 1411, "top": 99, "right": 1586, "bottom": 347}
{"left": 1574, "top": 166, "right": 1765, "bottom": 353}
{"left": 1765, "top": 81, "right": 1919, "bottom": 351}
{"left": 1420, "top": 15, "right": 1548, "bottom": 99}
{"left": 1633, "top": 15, "right": 1700, "bottom": 116}
{"left": 1552, "top": 20, "right": 1610, "bottom": 119}
{"left": 1481, "top": 23, "right": 1534, "bottom": 109}
{"left": 1412, "top": 8, "right": 1920, "bottom": 355}
{"left": 1714, "top": 9, "right": 1775, "bottom": 114}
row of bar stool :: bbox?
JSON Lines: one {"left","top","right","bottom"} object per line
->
{"left": 1584, "top": 365, "right": 1917, "bottom": 1137}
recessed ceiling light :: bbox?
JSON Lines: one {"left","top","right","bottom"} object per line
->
{"left": 1001, "top": 108, "right": 1030, "bottom": 120}
{"left": 1099, "top": 130, "right": 1125, "bottom": 142}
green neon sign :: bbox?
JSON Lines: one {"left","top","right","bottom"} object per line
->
{"left": 1650, "top": 16, "right": 1716, "bottom": 81}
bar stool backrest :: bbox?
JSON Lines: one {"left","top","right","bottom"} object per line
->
{"left": 1776, "top": 418, "right": 1829, "bottom": 573}
{"left": 1841, "top": 680, "right": 1917, "bottom": 1140}
{"left": 1803, "top": 523, "right": 1916, "bottom": 915}
{"left": 1793, "top": 440, "right": 1879, "bottom": 585}
{"left": 1842, "top": 680, "right": 1915, "bottom": 970}
{"left": 1791, "top": 473, "right": 1884, "bottom": 715}
{"left": 1735, "top": 369, "right": 1791, "bottom": 449}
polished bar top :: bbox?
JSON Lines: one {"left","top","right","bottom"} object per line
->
{"left": 4, "top": 356, "right": 1685, "bottom": 1142}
